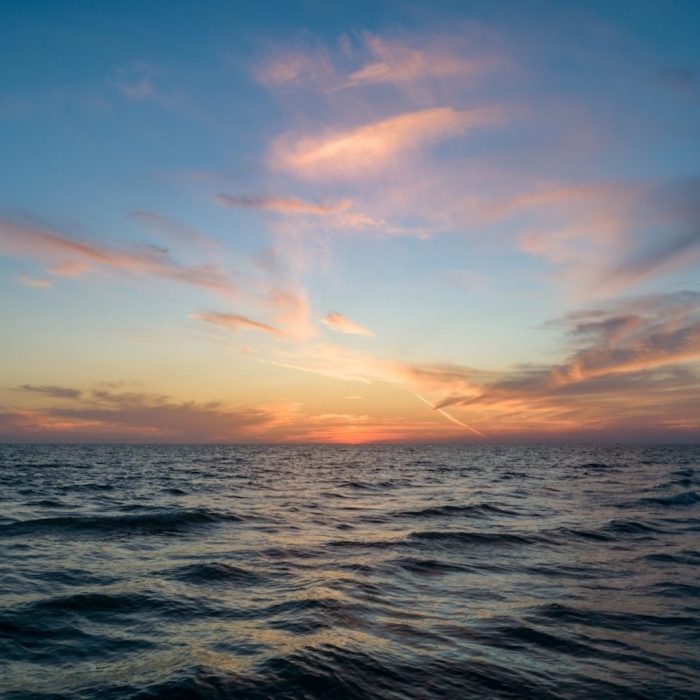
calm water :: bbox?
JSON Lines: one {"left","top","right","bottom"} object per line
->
{"left": 1, "top": 444, "right": 699, "bottom": 699}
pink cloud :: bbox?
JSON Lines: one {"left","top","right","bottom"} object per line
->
{"left": 322, "top": 312, "right": 374, "bottom": 336}
{"left": 129, "top": 210, "right": 214, "bottom": 246}
{"left": 215, "top": 193, "right": 350, "bottom": 215}
{"left": 265, "top": 286, "right": 315, "bottom": 340}
{"left": 346, "top": 34, "right": 490, "bottom": 88}
{"left": 0, "top": 220, "right": 236, "bottom": 296}
{"left": 255, "top": 29, "right": 502, "bottom": 93}
{"left": 193, "top": 311, "right": 282, "bottom": 337}
{"left": 270, "top": 107, "right": 501, "bottom": 181}
{"left": 254, "top": 44, "right": 333, "bottom": 88}
{"left": 193, "top": 285, "right": 315, "bottom": 342}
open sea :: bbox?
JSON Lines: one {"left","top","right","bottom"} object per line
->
{"left": 1, "top": 444, "right": 699, "bottom": 699}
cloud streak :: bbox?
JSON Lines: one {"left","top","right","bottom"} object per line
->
{"left": 322, "top": 312, "right": 374, "bottom": 336}
{"left": 0, "top": 220, "right": 236, "bottom": 296}
{"left": 270, "top": 107, "right": 500, "bottom": 181}
{"left": 193, "top": 311, "right": 282, "bottom": 337}
{"left": 345, "top": 34, "right": 492, "bottom": 88}
{"left": 216, "top": 193, "right": 350, "bottom": 215}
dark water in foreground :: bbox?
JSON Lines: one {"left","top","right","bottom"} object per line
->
{"left": 1, "top": 445, "right": 699, "bottom": 699}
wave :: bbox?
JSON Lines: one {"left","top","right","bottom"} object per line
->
{"left": 556, "top": 527, "right": 614, "bottom": 542}
{"left": 390, "top": 556, "right": 474, "bottom": 576}
{"left": 640, "top": 491, "right": 699, "bottom": 507}
{"left": 9, "top": 591, "right": 221, "bottom": 626}
{"left": 532, "top": 603, "right": 698, "bottom": 633}
{"left": 168, "top": 562, "right": 267, "bottom": 585}
{"left": 603, "top": 519, "right": 663, "bottom": 535}
{"left": 123, "top": 644, "right": 630, "bottom": 700}
{"left": 0, "top": 508, "right": 243, "bottom": 537}
{"left": 408, "top": 530, "right": 538, "bottom": 546}
{"left": 395, "top": 503, "right": 519, "bottom": 518}
{"left": 338, "top": 480, "right": 401, "bottom": 491}
{"left": 643, "top": 550, "right": 700, "bottom": 565}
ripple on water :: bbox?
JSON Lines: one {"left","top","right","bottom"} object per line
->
{"left": 1, "top": 443, "right": 699, "bottom": 699}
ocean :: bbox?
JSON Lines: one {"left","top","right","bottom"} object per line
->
{"left": 1, "top": 444, "right": 699, "bottom": 699}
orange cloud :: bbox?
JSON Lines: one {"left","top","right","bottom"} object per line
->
{"left": 256, "top": 29, "right": 502, "bottom": 93}
{"left": 322, "top": 312, "right": 374, "bottom": 336}
{"left": 270, "top": 107, "right": 500, "bottom": 181}
{"left": 435, "top": 292, "right": 700, "bottom": 420}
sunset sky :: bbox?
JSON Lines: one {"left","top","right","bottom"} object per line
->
{"left": 1, "top": 0, "right": 699, "bottom": 443}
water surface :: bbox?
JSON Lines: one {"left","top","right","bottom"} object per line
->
{"left": 1, "top": 444, "right": 699, "bottom": 698}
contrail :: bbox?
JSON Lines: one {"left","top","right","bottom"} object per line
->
{"left": 413, "top": 393, "right": 485, "bottom": 438}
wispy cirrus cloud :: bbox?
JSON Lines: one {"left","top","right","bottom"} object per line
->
{"left": 255, "top": 29, "right": 501, "bottom": 92}
{"left": 255, "top": 27, "right": 697, "bottom": 298}
{"left": 270, "top": 107, "right": 501, "bottom": 181}
{"left": 602, "top": 179, "right": 700, "bottom": 290}
{"left": 217, "top": 192, "right": 389, "bottom": 233}
{"left": 19, "top": 273, "right": 52, "bottom": 288}
{"left": 193, "top": 311, "right": 283, "bottom": 337}
{"left": 322, "top": 312, "right": 374, "bottom": 336}
{"left": 215, "top": 193, "right": 350, "bottom": 215}
{"left": 264, "top": 286, "right": 315, "bottom": 340}
{"left": 345, "top": 33, "right": 495, "bottom": 88}
{"left": 193, "top": 285, "right": 315, "bottom": 342}
{"left": 111, "top": 61, "right": 160, "bottom": 100}
{"left": 264, "top": 341, "right": 483, "bottom": 394}
{"left": 129, "top": 210, "right": 214, "bottom": 246}
{"left": 254, "top": 40, "right": 334, "bottom": 88}
{"left": 0, "top": 219, "right": 236, "bottom": 296}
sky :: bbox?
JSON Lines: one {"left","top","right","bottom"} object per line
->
{"left": 1, "top": 0, "right": 699, "bottom": 443}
